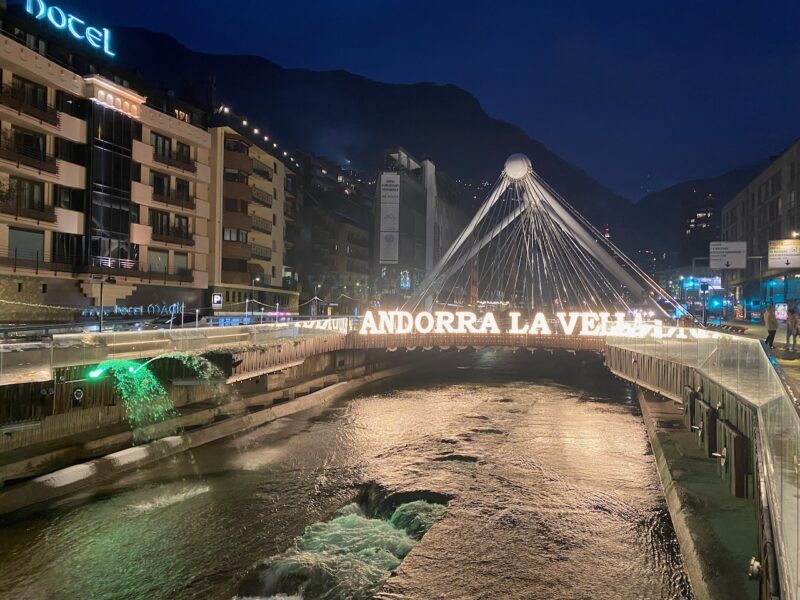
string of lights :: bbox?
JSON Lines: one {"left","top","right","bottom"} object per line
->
{"left": 215, "top": 104, "right": 299, "bottom": 168}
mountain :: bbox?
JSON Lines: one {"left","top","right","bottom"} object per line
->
{"left": 632, "top": 166, "right": 762, "bottom": 255}
{"left": 110, "top": 28, "right": 635, "bottom": 232}
{"left": 107, "top": 28, "right": 760, "bottom": 255}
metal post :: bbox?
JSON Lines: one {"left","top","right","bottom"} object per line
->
{"left": 99, "top": 278, "right": 104, "bottom": 333}
{"left": 195, "top": 308, "right": 199, "bottom": 328}
{"left": 245, "top": 298, "right": 249, "bottom": 318}
{"left": 260, "top": 307, "right": 264, "bottom": 324}
{"left": 276, "top": 302, "right": 280, "bottom": 324}
{"left": 180, "top": 302, "right": 185, "bottom": 328}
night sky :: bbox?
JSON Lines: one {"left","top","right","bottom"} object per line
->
{"left": 41, "top": 0, "right": 800, "bottom": 199}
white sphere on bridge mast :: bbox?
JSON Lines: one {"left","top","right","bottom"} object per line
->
{"left": 504, "top": 153, "right": 532, "bottom": 180}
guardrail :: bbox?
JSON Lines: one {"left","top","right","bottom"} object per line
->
{"left": 0, "top": 317, "right": 351, "bottom": 386}
{"left": 606, "top": 331, "right": 800, "bottom": 600}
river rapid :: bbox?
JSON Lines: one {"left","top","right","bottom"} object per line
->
{"left": 0, "top": 350, "right": 691, "bottom": 600}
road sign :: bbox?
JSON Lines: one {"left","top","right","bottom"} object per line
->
{"left": 211, "top": 293, "right": 223, "bottom": 309}
{"left": 709, "top": 241, "right": 747, "bottom": 269}
{"left": 769, "top": 239, "right": 800, "bottom": 269}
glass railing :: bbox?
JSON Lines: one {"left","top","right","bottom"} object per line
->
{"left": 607, "top": 330, "right": 799, "bottom": 599}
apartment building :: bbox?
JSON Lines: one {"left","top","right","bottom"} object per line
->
{"left": 296, "top": 152, "right": 372, "bottom": 311}
{"left": 0, "top": 6, "right": 211, "bottom": 323}
{"left": 208, "top": 116, "right": 299, "bottom": 313}
{"left": 722, "top": 139, "right": 800, "bottom": 308}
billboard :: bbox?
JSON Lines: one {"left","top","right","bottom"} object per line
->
{"left": 379, "top": 172, "right": 400, "bottom": 264}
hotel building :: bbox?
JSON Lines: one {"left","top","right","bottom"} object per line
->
{"left": 0, "top": 6, "right": 212, "bottom": 323}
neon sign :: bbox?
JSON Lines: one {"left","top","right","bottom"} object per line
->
{"left": 359, "top": 310, "right": 718, "bottom": 340}
{"left": 26, "top": 0, "right": 116, "bottom": 57}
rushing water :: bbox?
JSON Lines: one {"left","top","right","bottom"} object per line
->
{"left": 0, "top": 350, "right": 691, "bottom": 600}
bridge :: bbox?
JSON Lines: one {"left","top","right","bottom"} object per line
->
{"left": 0, "top": 153, "right": 797, "bottom": 599}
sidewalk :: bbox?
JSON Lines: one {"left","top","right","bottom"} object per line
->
{"left": 720, "top": 320, "right": 800, "bottom": 392}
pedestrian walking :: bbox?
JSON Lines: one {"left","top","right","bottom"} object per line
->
{"left": 789, "top": 307, "right": 799, "bottom": 352}
{"left": 765, "top": 304, "right": 778, "bottom": 349}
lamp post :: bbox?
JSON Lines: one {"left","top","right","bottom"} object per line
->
{"left": 251, "top": 277, "right": 261, "bottom": 316}
{"left": 92, "top": 275, "right": 116, "bottom": 332}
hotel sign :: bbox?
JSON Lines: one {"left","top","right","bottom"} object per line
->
{"left": 26, "top": 0, "right": 116, "bottom": 57}
{"left": 359, "top": 310, "right": 716, "bottom": 340}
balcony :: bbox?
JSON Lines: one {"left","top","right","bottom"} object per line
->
{"left": 251, "top": 243, "right": 273, "bottom": 261}
{"left": 0, "top": 141, "right": 58, "bottom": 174}
{"left": 222, "top": 240, "right": 252, "bottom": 260}
{"left": 88, "top": 256, "right": 193, "bottom": 283}
{"left": 152, "top": 190, "right": 196, "bottom": 211}
{"left": 224, "top": 180, "right": 251, "bottom": 202}
{"left": 153, "top": 148, "right": 197, "bottom": 173}
{"left": 252, "top": 215, "right": 273, "bottom": 234}
{"left": 223, "top": 210, "right": 252, "bottom": 231}
{"left": 0, "top": 245, "right": 73, "bottom": 275}
{"left": 252, "top": 187, "right": 273, "bottom": 208}
{"left": 224, "top": 149, "right": 253, "bottom": 175}
{"left": 151, "top": 227, "right": 195, "bottom": 247}
{"left": 0, "top": 85, "right": 59, "bottom": 126}
{"left": 0, "top": 196, "right": 56, "bottom": 222}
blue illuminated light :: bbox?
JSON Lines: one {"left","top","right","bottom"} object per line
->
{"left": 26, "top": 0, "right": 115, "bottom": 57}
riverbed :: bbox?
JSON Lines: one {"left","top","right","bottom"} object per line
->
{"left": 0, "top": 351, "right": 691, "bottom": 599}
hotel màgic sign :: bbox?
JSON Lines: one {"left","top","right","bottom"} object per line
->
{"left": 26, "top": 0, "right": 116, "bottom": 57}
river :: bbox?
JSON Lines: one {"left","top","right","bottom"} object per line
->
{"left": 0, "top": 350, "right": 691, "bottom": 600}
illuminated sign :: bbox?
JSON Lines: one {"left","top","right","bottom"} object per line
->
{"left": 26, "top": 0, "right": 116, "bottom": 57}
{"left": 359, "top": 310, "right": 717, "bottom": 340}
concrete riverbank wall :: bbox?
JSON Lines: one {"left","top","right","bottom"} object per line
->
{"left": 0, "top": 348, "right": 416, "bottom": 515}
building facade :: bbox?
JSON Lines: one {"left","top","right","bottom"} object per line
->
{"left": 208, "top": 117, "right": 299, "bottom": 314}
{"left": 722, "top": 139, "right": 800, "bottom": 310}
{"left": 297, "top": 153, "right": 372, "bottom": 312}
{"left": 375, "top": 147, "right": 466, "bottom": 300}
{"left": 0, "top": 7, "right": 211, "bottom": 324}
{"left": 681, "top": 192, "right": 718, "bottom": 266}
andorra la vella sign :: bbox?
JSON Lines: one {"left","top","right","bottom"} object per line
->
{"left": 358, "top": 310, "right": 716, "bottom": 340}
{"left": 26, "top": 0, "right": 116, "bottom": 57}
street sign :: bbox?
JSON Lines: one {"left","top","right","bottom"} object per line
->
{"left": 211, "top": 293, "right": 223, "bottom": 309}
{"left": 709, "top": 241, "right": 747, "bottom": 269}
{"left": 769, "top": 239, "right": 800, "bottom": 269}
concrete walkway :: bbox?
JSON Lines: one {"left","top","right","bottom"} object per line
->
{"left": 638, "top": 388, "right": 759, "bottom": 600}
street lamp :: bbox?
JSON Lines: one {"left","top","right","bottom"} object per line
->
{"left": 91, "top": 275, "right": 116, "bottom": 332}
{"left": 251, "top": 277, "right": 261, "bottom": 316}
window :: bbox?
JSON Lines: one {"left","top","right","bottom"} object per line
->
{"left": 8, "top": 227, "right": 43, "bottom": 261}
{"left": 10, "top": 177, "right": 44, "bottom": 211}
{"left": 175, "top": 178, "right": 190, "bottom": 201}
{"left": 55, "top": 138, "right": 86, "bottom": 165}
{"left": 92, "top": 146, "right": 132, "bottom": 193}
{"left": 150, "top": 132, "right": 171, "bottom": 158}
{"left": 54, "top": 185, "right": 85, "bottom": 211}
{"left": 55, "top": 90, "right": 87, "bottom": 118}
{"left": 174, "top": 252, "right": 188, "bottom": 273}
{"left": 149, "top": 209, "right": 169, "bottom": 235}
{"left": 147, "top": 248, "right": 168, "bottom": 273}
{"left": 174, "top": 215, "right": 189, "bottom": 236}
{"left": 53, "top": 232, "right": 80, "bottom": 264}
{"left": 11, "top": 74, "right": 48, "bottom": 111}
{"left": 175, "top": 141, "right": 191, "bottom": 163}
{"left": 224, "top": 138, "right": 248, "bottom": 153}
{"left": 224, "top": 168, "right": 248, "bottom": 183}
{"left": 94, "top": 104, "right": 133, "bottom": 151}
{"left": 149, "top": 171, "right": 170, "bottom": 198}
{"left": 11, "top": 127, "right": 46, "bottom": 159}
{"left": 223, "top": 228, "right": 248, "bottom": 242}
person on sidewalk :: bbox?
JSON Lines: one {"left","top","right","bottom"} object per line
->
{"left": 765, "top": 304, "right": 778, "bottom": 349}
{"left": 789, "top": 308, "right": 799, "bottom": 352}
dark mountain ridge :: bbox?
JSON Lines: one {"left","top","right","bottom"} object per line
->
{"left": 108, "top": 27, "right": 759, "bottom": 254}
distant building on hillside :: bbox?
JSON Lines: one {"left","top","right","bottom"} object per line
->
{"left": 680, "top": 192, "right": 718, "bottom": 266}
